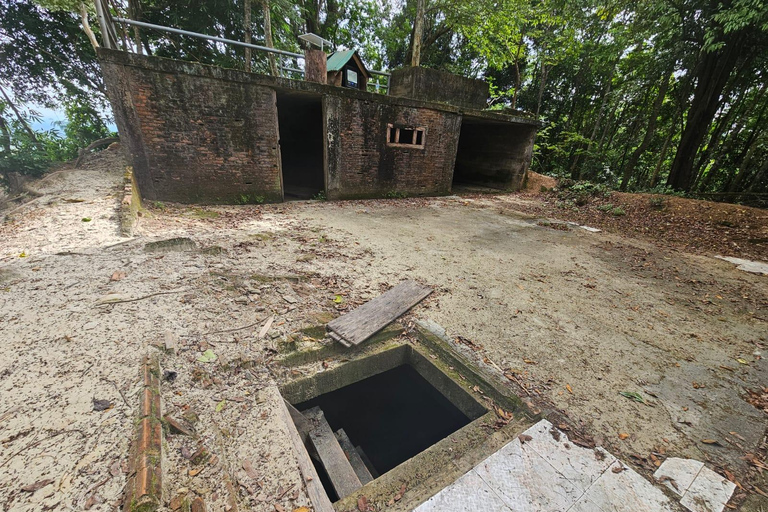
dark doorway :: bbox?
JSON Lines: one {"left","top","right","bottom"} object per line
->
{"left": 453, "top": 118, "right": 534, "bottom": 192}
{"left": 277, "top": 92, "right": 324, "bottom": 200}
{"left": 295, "top": 364, "right": 472, "bottom": 491}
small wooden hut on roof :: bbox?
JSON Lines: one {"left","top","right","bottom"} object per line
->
{"left": 326, "top": 50, "right": 369, "bottom": 90}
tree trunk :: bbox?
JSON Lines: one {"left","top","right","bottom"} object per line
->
{"left": 535, "top": 61, "right": 548, "bottom": 118}
{"left": 127, "top": 0, "right": 142, "bottom": 55}
{"left": 411, "top": 0, "right": 426, "bottom": 67}
{"left": 79, "top": 3, "right": 99, "bottom": 50}
{"left": 0, "top": 85, "right": 38, "bottom": 144}
{"left": 667, "top": 36, "right": 744, "bottom": 191}
{"left": 745, "top": 158, "right": 768, "bottom": 193}
{"left": 511, "top": 35, "right": 524, "bottom": 110}
{"left": 244, "top": 0, "right": 252, "bottom": 72}
{"left": 0, "top": 114, "right": 11, "bottom": 154}
{"left": 650, "top": 130, "right": 673, "bottom": 188}
{"left": 620, "top": 66, "right": 672, "bottom": 190}
{"left": 262, "top": 0, "right": 278, "bottom": 76}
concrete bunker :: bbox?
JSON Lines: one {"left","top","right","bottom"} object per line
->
{"left": 453, "top": 116, "right": 538, "bottom": 191}
{"left": 277, "top": 91, "right": 325, "bottom": 199}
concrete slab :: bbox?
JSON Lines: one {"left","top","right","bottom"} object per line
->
{"left": 579, "top": 462, "right": 678, "bottom": 512}
{"left": 715, "top": 256, "right": 768, "bottom": 275}
{"left": 474, "top": 437, "right": 584, "bottom": 511}
{"left": 415, "top": 470, "right": 512, "bottom": 512}
{"left": 414, "top": 419, "right": 681, "bottom": 512}
{"left": 522, "top": 419, "right": 617, "bottom": 491}
{"left": 680, "top": 466, "right": 736, "bottom": 512}
{"left": 654, "top": 457, "right": 705, "bottom": 497}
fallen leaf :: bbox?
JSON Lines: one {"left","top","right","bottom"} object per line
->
{"left": 18, "top": 251, "right": 26, "bottom": 258}
{"left": 518, "top": 434, "right": 533, "bottom": 444}
{"left": 737, "top": 358, "right": 749, "bottom": 365}
{"left": 82, "top": 217, "right": 91, "bottom": 222}
{"left": 197, "top": 349, "right": 217, "bottom": 363}
{"left": 334, "top": 294, "right": 344, "bottom": 304}
{"left": 612, "top": 465, "right": 626, "bottom": 473}
{"left": 293, "top": 508, "right": 310, "bottom": 512}
{"left": 357, "top": 495, "right": 369, "bottom": 511}
{"left": 110, "top": 271, "right": 127, "bottom": 281}
{"left": 566, "top": 384, "right": 573, "bottom": 394}
{"left": 701, "top": 439, "right": 723, "bottom": 446}
{"left": 619, "top": 391, "right": 646, "bottom": 404}
{"left": 21, "top": 479, "right": 54, "bottom": 492}
{"left": 274, "top": 505, "right": 286, "bottom": 512}
{"left": 215, "top": 400, "right": 227, "bottom": 412}
{"left": 188, "top": 467, "right": 203, "bottom": 477}
{"left": 619, "top": 433, "right": 629, "bottom": 440}
{"left": 92, "top": 399, "right": 113, "bottom": 412}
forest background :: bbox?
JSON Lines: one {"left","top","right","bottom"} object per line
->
{"left": 1, "top": 0, "right": 767, "bottom": 198}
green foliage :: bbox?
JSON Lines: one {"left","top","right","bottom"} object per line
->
{"left": 312, "top": 190, "right": 327, "bottom": 201}
{"left": 384, "top": 190, "right": 408, "bottom": 199}
{"left": 237, "top": 194, "right": 265, "bottom": 205}
{"left": 609, "top": 207, "right": 626, "bottom": 216}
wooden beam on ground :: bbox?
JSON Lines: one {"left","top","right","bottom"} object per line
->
{"left": 275, "top": 400, "right": 335, "bottom": 512}
{"left": 327, "top": 280, "right": 432, "bottom": 346}
{"left": 305, "top": 408, "right": 362, "bottom": 498}
{"left": 335, "top": 429, "right": 373, "bottom": 485}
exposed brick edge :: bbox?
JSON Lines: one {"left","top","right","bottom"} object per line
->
{"left": 120, "top": 166, "right": 141, "bottom": 237}
{"left": 123, "top": 354, "right": 162, "bottom": 512}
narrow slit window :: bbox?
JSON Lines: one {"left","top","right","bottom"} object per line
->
{"left": 387, "top": 124, "right": 426, "bottom": 148}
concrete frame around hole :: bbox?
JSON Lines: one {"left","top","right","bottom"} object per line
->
{"left": 279, "top": 344, "right": 487, "bottom": 420}
{"left": 277, "top": 342, "right": 532, "bottom": 511}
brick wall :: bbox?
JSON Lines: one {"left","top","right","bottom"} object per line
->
{"left": 99, "top": 50, "right": 538, "bottom": 204}
{"left": 100, "top": 50, "right": 282, "bottom": 204}
{"left": 325, "top": 96, "right": 461, "bottom": 199}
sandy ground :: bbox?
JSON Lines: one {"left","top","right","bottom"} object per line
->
{"left": 1, "top": 151, "right": 767, "bottom": 510}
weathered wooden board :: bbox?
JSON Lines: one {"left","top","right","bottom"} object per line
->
{"left": 335, "top": 428, "right": 373, "bottom": 485}
{"left": 306, "top": 408, "right": 362, "bottom": 499}
{"left": 274, "top": 399, "right": 334, "bottom": 512}
{"left": 327, "top": 280, "right": 432, "bottom": 346}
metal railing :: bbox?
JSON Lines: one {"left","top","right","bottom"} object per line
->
{"left": 111, "top": 16, "right": 390, "bottom": 93}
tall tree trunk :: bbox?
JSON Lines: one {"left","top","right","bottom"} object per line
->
{"left": 728, "top": 132, "right": 766, "bottom": 193}
{"left": 244, "top": 0, "right": 252, "bottom": 72}
{"left": 511, "top": 35, "right": 524, "bottom": 109}
{"left": 667, "top": 36, "right": 744, "bottom": 191}
{"left": 79, "top": 3, "right": 99, "bottom": 50}
{"left": 411, "top": 0, "right": 426, "bottom": 67}
{"left": 535, "top": 61, "right": 548, "bottom": 118}
{"left": 262, "top": 0, "right": 278, "bottom": 76}
{"left": 0, "top": 85, "right": 38, "bottom": 144}
{"left": 127, "top": 0, "right": 142, "bottom": 55}
{"left": 0, "top": 114, "right": 11, "bottom": 154}
{"left": 650, "top": 130, "right": 673, "bottom": 188}
{"left": 745, "top": 158, "right": 768, "bottom": 193}
{"left": 572, "top": 63, "right": 615, "bottom": 179}
{"left": 620, "top": 66, "right": 672, "bottom": 190}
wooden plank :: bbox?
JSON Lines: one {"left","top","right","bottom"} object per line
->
{"left": 327, "top": 280, "right": 432, "bottom": 346}
{"left": 334, "top": 429, "right": 373, "bottom": 485}
{"left": 275, "top": 399, "right": 335, "bottom": 512}
{"left": 283, "top": 399, "right": 312, "bottom": 444}
{"left": 307, "top": 409, "right": 362, "bottom": 499}
{"left": 355, "top": 446, "right": 380, "bottom": 479}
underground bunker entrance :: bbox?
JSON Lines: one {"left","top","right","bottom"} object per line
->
{"left": 280, "top": 345, "right": 488, "bottom": 503}
{"left": 452, "top": 118, "right": 532, "bottom": 192}
{"left": 277, "top": 92, "right": 325, "bottom": 200}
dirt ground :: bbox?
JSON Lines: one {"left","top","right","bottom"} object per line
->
{"left": 1, "top": 153, "right": 767, "bottom": 511}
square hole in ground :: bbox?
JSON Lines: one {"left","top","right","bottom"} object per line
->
{"left": 280, "top": 345, "right": 488, "bottom": 502}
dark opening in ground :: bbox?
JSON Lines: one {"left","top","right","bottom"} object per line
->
{"left": 295, "top": 364, "right": 472, "bottom": 498}
{"left": 453, "top": 118, "right": 534, "bottom": 192}
{"left": 277, "top": 92, "right": 324, "bottom": 200}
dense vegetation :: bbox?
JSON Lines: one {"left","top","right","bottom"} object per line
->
{"left": 1, "top": 0, "right": 766, "bottom": 197}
